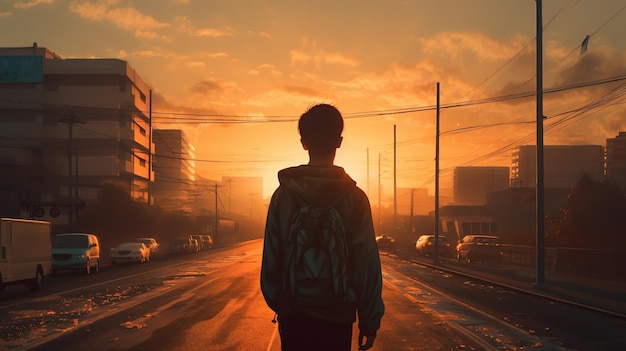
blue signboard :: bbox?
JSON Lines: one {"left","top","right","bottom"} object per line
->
{"left": 0, "top": 55, "right": 43, "bottom": 83}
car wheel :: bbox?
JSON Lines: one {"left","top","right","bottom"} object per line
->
{"left": 93, "top": 260, "right": 100, "bottom": 273}
{"left": 85, "top": 260, "right": 91, "bottom": 275}
{"left": 30, "top": 268, "right": 44, "bottom": 292}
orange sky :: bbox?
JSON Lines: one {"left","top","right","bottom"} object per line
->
{"left": 2, "top": 0, "right": 626, "bottom": 200}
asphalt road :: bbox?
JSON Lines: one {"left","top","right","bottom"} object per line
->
{"left": 1, "top": 239, "right": 624, "bottom": 351}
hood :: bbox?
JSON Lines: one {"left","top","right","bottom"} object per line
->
{"left": 278, "top": 165, "right": 356, "bottom": 207}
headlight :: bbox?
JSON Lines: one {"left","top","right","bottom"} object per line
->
{"left": 76, "top": 254, "right": 86, "bottom": 259}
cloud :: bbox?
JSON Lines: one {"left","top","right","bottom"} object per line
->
{"left": 69, "top": 1, "right": 169, "bottom": 40}
{"left": 419, "top": 32, "right": 529, "bottom": 62}
{"left": 174, "top": 16, "right": 231, "bottom": 37}
{"left": 248, "top": 63, "right": 281, "bottom": 76}
{"left": 554, "top": 50, "right": 626, "bottom": 88}
{"left": 188, "top": 78, "right": 241, "bottom": 107}
{"left": 194, "top": 28, "right": 230, "bottom": 37}
{"left": 190, "top": 80, "right": 223, "bottom": 95}
{"left": 122, "top": 49, "right": 187, "bottom": 60}
{"left": 13, "top": 0, "right": 53, "bottom": 10}
{"left": 0, "top": 12, "right": 13, "bottom": 17}
{"left": 290, "top": 40, "right": 359, "bottom": 68}
{"left": 243, "top": 89, "right": 328, "bottom": 109}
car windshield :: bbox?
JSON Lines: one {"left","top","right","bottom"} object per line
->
{"left": 52, "top": 235, "right": 88, "bottom": 248}
{"left": 118, "top": 242, "right": 142, "bottom": 250}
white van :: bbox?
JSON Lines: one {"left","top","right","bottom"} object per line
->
{"left": 0, "top": 218, "right": 52, "bottom": 292}
{"left": 51, "top": 233, "right": 100, "bottom": 274}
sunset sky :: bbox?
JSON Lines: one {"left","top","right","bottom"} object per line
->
{"left": 2, "top": 0, "right": 625, "bottom": 200}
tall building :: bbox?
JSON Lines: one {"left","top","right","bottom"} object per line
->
{"left": 453, "top": 167, "right": 510, "bottom": 205}
{"left": 606, "top": 132, "right": 626, "bottom": 190}
{"left": 511, "top": 145, "right": 604, "bottom": 188}
{"left": 0, "top": 45, "right": 152, "bottom": 227}
{"left": 152, "top": 129, "right": 196, "bottom": 214}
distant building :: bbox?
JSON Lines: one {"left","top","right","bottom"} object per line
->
{"left": 453, "top": 166, "right": 510, "bottom": 205}
{"left": 152, "top": 129, "right": 196, "bottom": 214}
{"left": 511, "top": 145, "right": 604, "bottom": 188}
{"left": 606, "top": 132, "right": 626, "bottom": 190}
{"left": 0, "top": 46, "right": 152, "bottom": 229}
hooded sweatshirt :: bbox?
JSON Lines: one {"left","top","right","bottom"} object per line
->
{"left": 261, "top": 165, "right": 384, "bottom": 336}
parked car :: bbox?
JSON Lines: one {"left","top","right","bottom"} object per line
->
{"left": 134, "top": 237, "right": 159, "bottom": 255}
{"left": 456, "top": 234, "right": 503, "bottom": 264}
{"left": 375, "top": 234, "right": 396, "bottom": 252}
{"left": 110, "top": 242, "right": 150, "bottom": 265}
{"left": 415, "top": 234, "right": 452, "bottom": 257}
{"left": 190, "top": 235, "right": 210, "bottom": 250}
{"left": 172, "top": 236, "right": 195, "bottom": 254}
{"left": 189, "top": 236, "right": 201, "bottom": 252}
{"left": 200, "top": 235, "right": 214, "bottom": 249}
{"left": 51, "top": 233, "right": 100, "bottom": 275}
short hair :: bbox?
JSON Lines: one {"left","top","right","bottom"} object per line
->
{"left": 298, "top": 104, "right": 344, "bottom": 153}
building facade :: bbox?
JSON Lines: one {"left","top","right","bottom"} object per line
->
{"left": 511, "top": 145, "right": 604, "bottom": 188}
{"left": 0, "top": 46, "right": 152, "bottom": 228}
{"left": 453, "top": 166, "right": 510, "bottom": 205}
{"left": 606, "top": 132, "right": 626, "bottom": 190}
{"left": 152, "top": 129, "right": 196, "bottom": 214}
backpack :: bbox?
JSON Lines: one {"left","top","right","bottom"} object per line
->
{"left": 284, "top": 200, "right": 355, "bottom": 307}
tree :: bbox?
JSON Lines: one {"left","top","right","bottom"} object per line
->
{"left": 546, "top": 175, "right": 626, "bottom": 249}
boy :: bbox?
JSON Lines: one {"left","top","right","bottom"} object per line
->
{"left": 261, "top": 103, "right": 384, "bottom": 351}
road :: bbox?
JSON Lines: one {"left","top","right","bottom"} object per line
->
{"left": 0, "top": 240, "right": 624, "bottom": 351}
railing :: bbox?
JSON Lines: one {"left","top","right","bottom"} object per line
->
{"left": 501, "top": 244, "right": 625, "bottom": 280}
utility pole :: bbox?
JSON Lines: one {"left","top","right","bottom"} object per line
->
{"left": 409, "top": 188, "right": 415, "bottom": 243}
{"left": 378, "top": 153, "right": 381, "bottom": 232}
{"left": 214, "top": 184, "right": 219, "bottom": 243}
{"left": 60, "top": 113, "right": 83, "bottom": 230}
{"left": 75, "top": 152, "right": 79, "bottom": 223}
{"left": 535, "top": 0, "right": 546, "bottom": 287}
{"left": 393, "top": 124, "right": 397, "bottom": 238}
{"left": 367, "top": 147, "right": 370, "bottom": 196}
{"left": 435, "top": 82, "right": 441, "bottom": 265}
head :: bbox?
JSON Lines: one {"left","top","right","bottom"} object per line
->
{"left": 298, "top": 103, "right": 344, "bottom": 158}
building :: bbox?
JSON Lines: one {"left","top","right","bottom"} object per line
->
{"left": 152, "top": 129, "right": 196, "bottom": 214}
{"left": 453, "top": 166, "right": 510, "bottom": 205}
{"left": 511, "top": 145, "right": 604, "bottom": 188}
{"left": 606, "top": 132, "right": 626, "bottom": 190}
{"left": 0, "top": 45, "right": 152, "bottom": 228}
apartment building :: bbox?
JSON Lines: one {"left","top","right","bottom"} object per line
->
{"left": 511, "top": 145, "right": 604, "bottom": 188}
{"left": 152, "top": 129, "right": 196, "bottom": 214}
{"left": 606, "top": 132, "right": 626, "bottom": 190}
{"left": 0, "top": 45, "right": 152, "bottom": 227}
{"left": 453, "top": 166, "right": 510, "bottom": 205}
